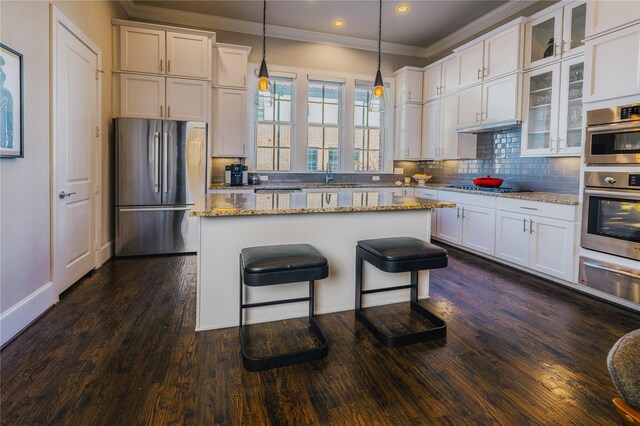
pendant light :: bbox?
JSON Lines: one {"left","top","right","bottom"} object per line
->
{"left": 255, "top": 0, "right": 273, "bottom": 107}
{"left": 368, "top": 0, "right": 387, "bottom": 112}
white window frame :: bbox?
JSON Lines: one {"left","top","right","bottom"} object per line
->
{"left": 353, "top": 83, "right": 386, "bottom": 172}
{"left": 246, "top": 64, "right": 395, "bottom": 173}
{"left": 306, "top": 78, "right": 345, "bottom": 172}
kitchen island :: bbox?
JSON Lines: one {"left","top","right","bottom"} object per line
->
{"left": 190, "top": 189, "right": 455, "bottom": 331}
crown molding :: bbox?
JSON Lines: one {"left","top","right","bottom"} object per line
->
{"left": 118, "top": 0, "right": 430, "bottom": 58}
{"left": 424, "top": 0, "right": 537, "bottom": 60}
{"left": 118, "top": 0, "right": 538, "bottom": 61}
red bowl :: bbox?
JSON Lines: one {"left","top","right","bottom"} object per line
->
{"left": 473, "top": 175, "right": 504, "bottom": 188}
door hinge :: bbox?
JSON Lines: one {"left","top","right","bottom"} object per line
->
{"left": 95, "top": 126, "right": 100, "bottom": 138}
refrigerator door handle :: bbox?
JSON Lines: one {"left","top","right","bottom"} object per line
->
{"left": 153, "top": 132, "right": 160, "bottom": 193}
{"left": 163, "top": 132, "right": 168, "bottom": 193}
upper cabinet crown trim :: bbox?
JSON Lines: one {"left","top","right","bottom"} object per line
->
{"left": 112, "top": 18, "right": 216, "bottom": 40}
{"left": 453, "top": 17, "right": 527, "bottom": 54}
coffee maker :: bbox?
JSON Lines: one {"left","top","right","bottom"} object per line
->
{"left": 225, "top": 164, "right": 248, "bottom": 186}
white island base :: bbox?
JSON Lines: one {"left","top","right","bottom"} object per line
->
{"left": 196, "top": 209, "right": 435, "bottom": 331}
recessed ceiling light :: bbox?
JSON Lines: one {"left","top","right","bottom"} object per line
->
{"left": 396, "top": 4, "right": 410, "bottom": 14}
{"left": 332, "top": 19, "right": 345, "bottom": 28}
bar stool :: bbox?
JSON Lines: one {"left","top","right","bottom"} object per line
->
{"left": 240, "top": 243, "right": 329, "bottom": 371}
{"left": 355, "top": 237, "right": 447, "bottom": 347}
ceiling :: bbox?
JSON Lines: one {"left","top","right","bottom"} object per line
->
{"left": 131, "top": 0, "right": 511, "bottom": 47}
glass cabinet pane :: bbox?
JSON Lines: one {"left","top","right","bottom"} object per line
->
{"left": 530, "top": 17, "right": 557, "bottom": 64}
{"left": 526, "top": 71, "right": 553, "bottom": 150}
{"left": 565, "top": 62, "right": 584, "bottom": 148}
{"left": 569, "top": 3, "right": 586, "bottom": 51}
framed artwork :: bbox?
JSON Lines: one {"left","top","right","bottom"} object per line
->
{"left": 0, "top": 43, "right": 23, "bottom": 158}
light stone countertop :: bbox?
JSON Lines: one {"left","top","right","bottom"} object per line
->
{"left": 190, "top": 190, "right": 455, "bottom": 217}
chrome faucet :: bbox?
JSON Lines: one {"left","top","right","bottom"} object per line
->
{"left": 325, "top": 161, "right": 334, "bottom": 184}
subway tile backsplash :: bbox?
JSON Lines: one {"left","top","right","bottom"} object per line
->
{"left": 420, "top": 126, "right": 580, "bottom": 194}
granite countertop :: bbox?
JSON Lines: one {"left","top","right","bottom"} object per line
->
{"left": 209, "top": 182, "right": 414, "bottom": 190}
{"left": 418, "top": 185, "right": 579, "bottom": 205}
{"left": 190, "top": 190, "right": 455, "bottom": 217}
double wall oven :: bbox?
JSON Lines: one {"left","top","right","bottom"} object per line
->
{"left": 580, "top": 104, "right": 640, "bottom": 304}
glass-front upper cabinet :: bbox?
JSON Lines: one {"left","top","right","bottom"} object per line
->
{"left": 521, "top": 64, "right": 560, "bottom": 156}
{"left": 558, "top": 58, "right": 584, "bottom": 155}
{"left": 524, "top": 2, "right": 586, "bottom": 69}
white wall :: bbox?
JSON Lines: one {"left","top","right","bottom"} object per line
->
{"left": 0, "top": 0, "right": 125, "bottom": 346}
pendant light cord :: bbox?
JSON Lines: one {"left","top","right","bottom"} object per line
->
{"left": 377, "top": 0, "right": 382, "bottom": 70}
{"left": 262, "top": 0, "right": 267, "bottom": 61}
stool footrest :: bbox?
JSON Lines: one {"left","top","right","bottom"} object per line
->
{"left": 242, "top": 297, "right": 309, "bottom": 309}
{"left": 240, "top": 317, "right": 329, "bottom": 372}
{"left": 356, "top": 302, "right": 446, "bottom": 348}
{"left": 362, "top": 284, "right": 413, "bottom": 295}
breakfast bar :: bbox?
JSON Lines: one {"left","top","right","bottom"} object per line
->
{"left": 190, "top": 189, "right": 455, "bottom": 331}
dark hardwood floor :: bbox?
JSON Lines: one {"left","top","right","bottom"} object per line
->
{"left": 2, "top": 245, "right": 639, "bottom": 425}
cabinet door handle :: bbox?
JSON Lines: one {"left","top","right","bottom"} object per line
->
{"left": 529, "top": 219, "right": 534, "bottom": 234}
{"left": 160, "top": 105, "right": 163, "bottom": 118}
{"left": 167, "top": 59, "right": 171, "bottom": 73}
{"left": 243, "top": 144, "right": 246, "bottom": 154}
{"left": 168, "top": 105, "right": 171, "bottom": 118}
{"left": 483, "top": 67, "right": 488, "bottom": 77}
{"left": 481, "top": 111, "right": 487, "bottom": 121}
{"left": 457, "top": 207, "right": 461, "bottom": 219}
{"left": 408, "top": 90, "right": 412, "bottom": 100}
{"left": 477, "top": 68, "right": 482, "bottom": 80}
{"left": 519, "top": 206, "right": 538, "bottom": 211}
{"left": 523, "top": 217, "right": 527, "bottom": 233}
{"left": 563, "top": 40, "right": 570, "bottom": 54}
{"left": 461, "top": 207, "right": 465, "bottom": 219}
{"left": 160, "top": 59, "right": 163, "bottom": 72}
{"left": 243, "top": 75, "right": 246, "bottom": 86}
{"left": 554, "top": 43, "right": 560, "bottom": 57}
{"left": 476, "top": 112, "right": 480, "bottom": 123}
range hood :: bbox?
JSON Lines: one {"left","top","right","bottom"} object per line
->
{"left": 457, "top": 120, "right": 522, "bottom": 134}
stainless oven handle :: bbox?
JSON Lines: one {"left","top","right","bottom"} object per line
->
{"left": 587, "top": 122, "right": 640, "bottom": 132}
{"left": 584, "top": 188, "right": 640, "bottom": 197}
{"left": 583, "top": 261, "right": 640, "bottom": 280}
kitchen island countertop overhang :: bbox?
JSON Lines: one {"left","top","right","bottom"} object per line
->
{"left": 192, "top": 190, "right": 455, "bottom": 331}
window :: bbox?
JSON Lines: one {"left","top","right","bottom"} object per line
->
{"left": 256, "top": 78, "right": 294, "bottom": 171}
{"left": 353, "top": 86, "right": 383, "bottom": 171}
{"left": 307, "top": 81, "right": 343, "bottom": 171}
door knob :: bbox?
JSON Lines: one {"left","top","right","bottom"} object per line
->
{"left": 604, "top": 176, "right": 617, "bottom": 184}
{"left": 58, "top": 191, "right": 76, "bottom": 199}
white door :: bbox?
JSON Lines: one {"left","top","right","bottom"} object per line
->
{"left": 423, "top": 65, "right": 442, "bottom": 102}
{"left": 482, "top": 74, "right": 520, "bottom": 125}
{"left": 215, "top": 47, "right": 248, "bottom": 88}
{"left": 495, "top": 211, "right": 530, "bottom": 267}
{"left": 484, "top": 25, "right": 521, "bottom": 79}
{"left": 557, "top": 58, "right": 584, "bottom": 155}
{"left": 55, "top": 22, "right": 99, "bottom": 293}
{"left": 585, "top": 0, "right": 640, "bottom": 38}
{"left": 421, "top": 100, "right": 439, "bottom": 160}
{"left": 457, "top": 85, "right": 483, "bottom": 129}
{"left": 562, "top": 2, "right": 587, "bottom": 57}
{"left": 462, "top": 205, "right": 496, "bottom": 255}
{"left": 166, "top": 32, "right": 210, "bottom": 79}
{"left": 440, "top": 56, "right": 460, "bottom": 96}
{"left": 166, "top": 78, "right": 209, "bottom": 121}
{"left": 119, "top": 73, "right": 165, "bottom": 119}
{"left": 214, "top": 89, "right": 247, "bottom": 157}
{"left": 524, "top": 8, "right": 563, "bottom": 69}
{"left": 405, "top": 70, "right": 423, "bottom": 103}
{"left": 436, "top": 205, "right": 462, "bottom": 245}
{"left": 439, "top": 94, "right": 459, "bottom": 159}
{"left": 521, "top": 63, "right": 561, "bottom": 156}
{"left": 529, "top": 216, "right": 575, "bottom": 281}
{"left": 458, "top": 42, "right": 484, "bottom": 88}
{"left": 119, "top": 25, "right": 165, "bottom": 74}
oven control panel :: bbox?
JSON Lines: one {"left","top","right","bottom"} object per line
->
{"left": 620, "top": 105, "right": 640, "bottom": 120}
{"left": 584, "top": 171, "right": 638, "bottom": 189}
{"left": 629, "top": 174, "right": 640, "bottom": 187}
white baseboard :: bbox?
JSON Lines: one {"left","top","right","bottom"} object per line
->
{"left": 99, "top": 240, "right": 113, "bottom": 266}
{"left": 0, "top": 282, "right": 57, "bottom": 347}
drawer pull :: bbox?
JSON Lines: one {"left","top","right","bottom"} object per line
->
{"left": 520, "top": 206, "right": 538, "bottom": 211}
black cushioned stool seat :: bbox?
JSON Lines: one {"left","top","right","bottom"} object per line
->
{"left": 240, "top": 244, "right": 329, "bottom": 371}
{"left": 356, "top": 237, "right": 447, "bottom": 347}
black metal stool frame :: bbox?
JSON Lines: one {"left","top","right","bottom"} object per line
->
{"left": 355, "top": 246, "right": 446, "bottom": 348}
{"left": 239, "top": 255, "right": 329, "bottom": 372}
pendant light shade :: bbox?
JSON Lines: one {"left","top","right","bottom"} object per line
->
{"left": 255, "top": 0, "right": 273, "bottom": 108}
{"left": 368, "top": 0, "right": 387, "bottom": 112}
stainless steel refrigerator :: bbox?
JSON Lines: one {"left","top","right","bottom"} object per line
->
{"left": 115, "top": 118, "right": 207, "bottom": 256}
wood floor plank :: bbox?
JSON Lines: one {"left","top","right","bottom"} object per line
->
{"left": 2, "top": 246, "right": 639, "bottom": 425}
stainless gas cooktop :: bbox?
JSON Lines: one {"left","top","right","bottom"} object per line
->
{"left": 445, "top": 185, "right": 530, "bottom": 193}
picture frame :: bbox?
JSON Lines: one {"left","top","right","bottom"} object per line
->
{"left": 1, "top": 43, "right": 24, "bottom": 158}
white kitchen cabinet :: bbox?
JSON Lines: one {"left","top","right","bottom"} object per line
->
{"left": 495, "top": 198, "right": 576, "bottom": 281}
{"left": 457, "top": 24, "right": 522, "bottom": 88}
{"left": 482, "top": 73, "right": 520, "bottom": 125}
{"left": 166, "top": 32, "right": 211, "bottom": 79}
{"left": 394, "top": 103, "right": 422, "bottom": 160}
{"left": 521, "top": 63, "right": 561, "bottom": 156}
{"left": 214, "top": 44, "right": 251, "bottom": 88}
{"left": 165, "top": 78, "right": 209, "bottom": 121}
{"left": 457, "top": 74, "right": 520, "bottom": 131}
{"left": 213, "top": 89, "right": 248, "bottom": 157}
{"left": 119, "top": 26, "right": 166, "bottom": 75}
{"left": 584, "top": 23, "right": 640, "bottom": 103}
{"left": 414, "top": 188, "right": 438, "bottom": 236}
{"left": 118, "top": 74, "right": 208, "bottom": 121}
{"left": 119, "top": 73, "right": 165, "bottom": 119}
{"left": 421, "top": 100, "right": 439, "bottom": 160}
{"left": 436, "top": 192, "right": 496, "bottom": 255}
{"left": 439, "top": 95, "right": 461, "bottom": 159}
{"left": 389, "top": 187, "right": 415, "bottom": 197}
{"left": 117, "top": 24, "right": 211, "bottom": 79}
{"left": 423, "top": 55, "right": 459, "bottom": 102}
{"left": 524, "top": 2, "right": 586, "bottom": 70}
{"left": 557, "top": 57, "right": 584, "bottom": 155}
{"left": 585, "top": 0, "right": 640, "bottom": 38}
{"left": 422, "top": 96, "right": 477, "bottom": 160}
{"left": 458, "top": 42, "right": 485, "bottom": 88}
{"left": 395, "top": 67, "right": 423, "bottom": 105}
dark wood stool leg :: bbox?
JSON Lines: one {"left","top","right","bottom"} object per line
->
{"left": 410, "top": 270, "right": 418, "bottom": 303}
{"left": 355, "top": 251, "right": 363, "bottom": 312}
